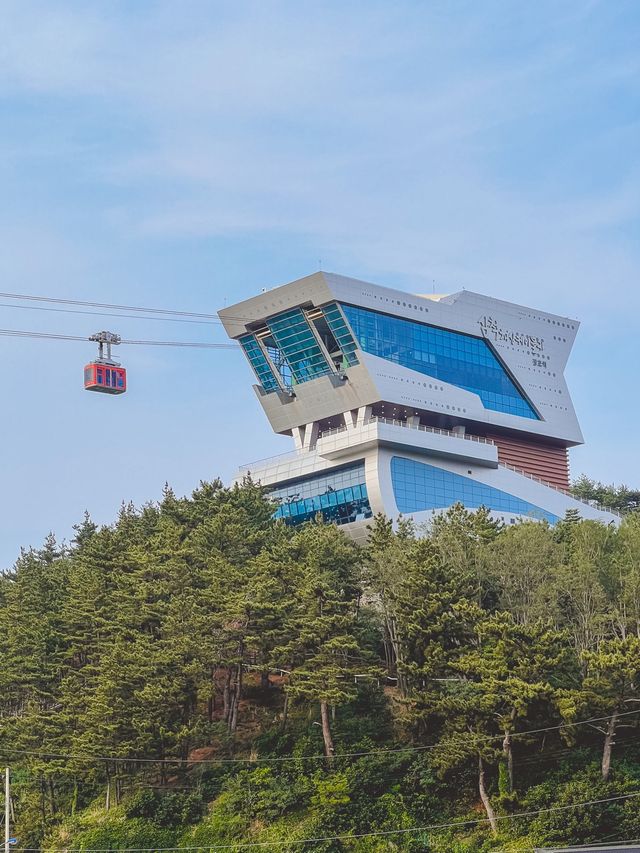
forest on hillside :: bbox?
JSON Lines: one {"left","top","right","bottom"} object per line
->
{"left": 2, "top": 479, "right": 640, "bottom": 852}
{"left": 571, "top": 475, "right": 640, "bottom": 513}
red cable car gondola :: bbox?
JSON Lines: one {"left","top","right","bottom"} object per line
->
{"left": 84, "top": 331, "right": 127, "bottom": 395}
{"left": 84, "top": 362, "right": 127, "bottom": 394}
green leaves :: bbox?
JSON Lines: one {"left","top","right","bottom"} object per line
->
{"left": 6, "top": 474, "right": 640, "bottom": 850}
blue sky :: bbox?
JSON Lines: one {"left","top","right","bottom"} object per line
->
{"left": 1, "top": 0, "right": 639, "bottom": 567}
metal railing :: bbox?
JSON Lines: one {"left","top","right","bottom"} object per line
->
{"left": 365, "top": 416, "right": 495, "bottom": 444}
{"left": 238, "top": 449, "right": 303, "bottom": 473}
{"left": 498, "top": 461, "right": 622, "bottom": 518}
{"left": 316, "top": 424, "right": 349, "bottom": 439}
{"left": 317, "top": 417, "right": 495, "bottom": 445}
{"left": 313, "top": 418, "right": 621, "bottom": 517}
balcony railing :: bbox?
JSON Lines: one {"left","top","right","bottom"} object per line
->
{"left": 317, "top": 417, "right": 495, "bottom": 445}
{"left": 370, "top": 416, "right": 495, "bottom": 444}
{"left": 498, "top": 461, "right": 622, "bottom": 518}
{"left": 238, "top": 449, "right": 303, "bottom": 473}
{"left": 237, "top": 420, "right": 621, "bottom": 518}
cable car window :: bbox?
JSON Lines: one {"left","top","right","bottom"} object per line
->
{"left": 97, "top": 371, "right": 103, "bottom": 384}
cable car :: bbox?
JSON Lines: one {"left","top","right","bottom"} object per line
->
{"left": 84, "top": 362, "right": 127, "bottom": 394}
{"left": 84, "top": 330, "right": 127, "bottom": 395}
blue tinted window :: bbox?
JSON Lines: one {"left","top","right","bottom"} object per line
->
{"left": 271, "top": 462, "right": 372, "bottom": 526}
{"left": 341, "top": 304, "right": 539, "bottom": 420}
{"left": 240, "top": 335, "right": 281, "bottom": 393}
{"left": 390, "top": 456, "right": 558, "bottom": 523}
{"left": 321, "top": 303, "right": 360, "bottom": 367}
{"left": 267, "top": 309, "right": 331, "bottom": 384}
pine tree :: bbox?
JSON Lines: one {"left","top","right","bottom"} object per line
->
{"left": 364, "top": 514, "right": 415, "bottom": 695}
{"left": 579, "top": 636, "right": 640, "bottom": 781}
{"left": 453, "top": 612, "right": 574, "bottom": 795}
{"left": 276, "top": 522, "right": 377, "bottom": 760}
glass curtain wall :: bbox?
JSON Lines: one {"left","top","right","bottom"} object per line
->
{"left": 341, "top": 304, "right": 539, "bottom": 420}
{"left": 266, "top": 308, "right": 332, "bottom": 385}
{"left": 239, "top": 335, "right": 281, "bottom": 392}
{"left": 271, "top": 462, "right": 372, "bottom": 526}
{"left": 391, "top": 456, "right": 558, "bottom": 522}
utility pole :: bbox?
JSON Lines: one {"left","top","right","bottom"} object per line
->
{"left": 4, "top": 768, "right": 9, "bottom": 853}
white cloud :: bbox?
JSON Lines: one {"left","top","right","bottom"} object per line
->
{"left": 0, "top": 0, "right": 639, "bottom": 562}
{"left": 1, "top": 2, "right": 638, "bottom": 315}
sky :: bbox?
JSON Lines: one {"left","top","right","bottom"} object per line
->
{"left": 1, "top": 0, "right": 639, "bottom": 567}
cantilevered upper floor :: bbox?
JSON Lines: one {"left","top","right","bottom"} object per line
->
{"left": 218, "top": 271, "right": 584, "bottom": 450}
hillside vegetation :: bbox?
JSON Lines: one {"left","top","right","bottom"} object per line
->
{"left": 2, "top": 479, "right": 640, "bottom": 851}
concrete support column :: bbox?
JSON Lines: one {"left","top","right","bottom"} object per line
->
{"left": 303, "top": 422, "right": 320, "bottom": 450}
{"left": 407, "top": 415, "right": 420, "bottom": 427}
{"left": 356, "top": 405, "right": 373, "bottom": 427}
{"left": 293, "top": 425, "right": 305, "bottom": 450}
{"left": 452, "top": 425, "right": 466, "bottom": 437}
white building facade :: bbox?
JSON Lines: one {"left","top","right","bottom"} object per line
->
{"left": 219, "top": 272, "right": 619, "bottom": 539}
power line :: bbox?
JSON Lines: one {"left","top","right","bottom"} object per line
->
{"left": 8, "top": 733, "right": 630, "bottom": 783}
{"left": 0, "top": 328, "right": 238, "bottom": 349}
{"left": 0, "top": 292, "right": 220, "bottom": 320}
{"left": 0, "top": 290, "right": 291, "bottom": 327}
{"left": 0, "top": 301, "right": 219, "bottom": 325}
{"left": 11, "top": 790, "right": 640, "bottom": 851}
{"left": 3, "top": 709, "right": 637, "bottom": 766}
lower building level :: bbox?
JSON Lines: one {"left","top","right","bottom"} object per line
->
{"left": 236, "top": 411, "right": 620, "bottom": 541}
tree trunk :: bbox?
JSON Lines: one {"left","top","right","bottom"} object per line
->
{"left": 281, "top": 692, "right": 289, "bottom": 731}
{"left": 383, "top": 633, "right": 393, "bottom": 673}
{"left": 105, "top": 764, "right": 111, "bottom": 812}
{"left": 386, "top": 615, "right": 408, "bottom": 697}
{"left": 222, "top": 669, "right": 231, "bottom": 722}
{"left": 40, "top": 778, "right": 46, "bottom": 825}
{"left": 260, "top": 669, "right": 270, "bottom": 690}
{"left": 320, "top": 700, "right": 335, "bottom": 762}
{"left": 602, "top": 711, "right": 618, "bottom": 781}
{"left": 209, "top": 666, "right": 216, "bottom": 722}
{"left": 159, "top": 741, "right": 167, "bottom": 786}
{"left": 48, "top": 778, "right": 57, "bottom": 815}
{"left": 229, "top": 663, "right": 243, "bottom": 734}
{"left": 478, "top": 756, "right": 498, "bottom": 835}
{"left": 502, "top": 729, "right": 514, "bottom": 793}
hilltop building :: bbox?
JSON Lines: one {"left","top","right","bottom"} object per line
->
{"left": 219, "top": 272, "right": 619, "bottom": 539}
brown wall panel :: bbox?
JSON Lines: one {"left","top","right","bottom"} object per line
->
{"left": 486, "top": 434, "right": 570, "bottom": 491}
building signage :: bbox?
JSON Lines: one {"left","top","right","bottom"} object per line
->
{"left": 478, "top": 315, "right": 544, "bottom": 352}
